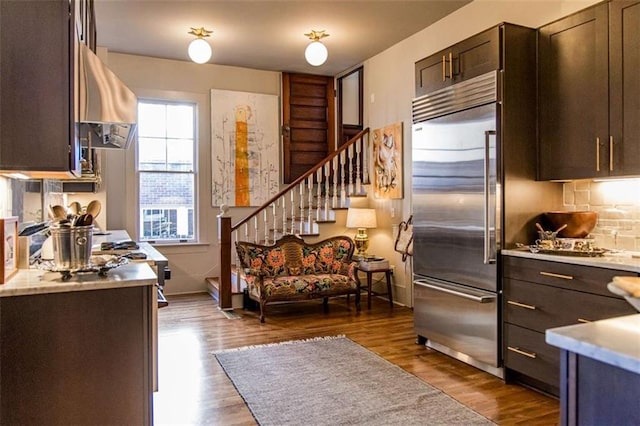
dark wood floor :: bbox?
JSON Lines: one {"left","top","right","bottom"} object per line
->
{"left": 153, "top": 293, "right": 559, "bottom": 425}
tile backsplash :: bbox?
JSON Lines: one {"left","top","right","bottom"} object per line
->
{"left": 563, "top": 179, "right": 640, "bottom": 251}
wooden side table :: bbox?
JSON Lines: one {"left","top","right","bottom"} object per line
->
{"left": 355, "top": 265, "right": 393, "bottom": 309}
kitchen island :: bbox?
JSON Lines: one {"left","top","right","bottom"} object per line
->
{"left": 546, "top": 315, "right": 640, "bottom": 426}
{"left": 0, "top": 262, "right": 157, "bottom": 425}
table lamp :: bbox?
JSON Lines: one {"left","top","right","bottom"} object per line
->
{"left": 346, "top": 208, "right": 377, "bottom": 259}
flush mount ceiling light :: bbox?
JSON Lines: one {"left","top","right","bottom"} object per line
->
{"left": 187, "top": 27, "right": 212, "bottom": 64}
{"left": 304, "top": 30, "right": 329, "bottom": 66}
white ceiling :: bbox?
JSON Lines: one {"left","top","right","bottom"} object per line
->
{"left": 94, "top": 0, "right": 472, "bottom": 76}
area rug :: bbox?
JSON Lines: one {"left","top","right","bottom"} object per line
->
{"left": 214, "top": 335, "right": 495, "bottom": 426}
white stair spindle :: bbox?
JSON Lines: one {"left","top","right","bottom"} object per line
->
{"left": 332, "top": 156, "right": 338, "bottom": 209}
{"left": 363, "top": 135, "right": 370, "bottom": 184}
{"left": 348, "top": 143, "right": 355, "bottom": 195}
{"left": 355, "top": 139, "right": 362, "bottom": 195}
{"left": 299, "top": 183, "right": 305, "bottom": 234}
{"left": 315, "top": 169, "right": 322, "bottom": 220}
{"left": 253, "top": 216, "right": 259, "bottom": 243}
{"left": 340, "top": 150, "right": 347, "bottom": 208}
{"left": 290, "top": 190, "right": 295, "bottom": 234}
{"left": 263, "top": 208, "right": 269, "bottom": 244}
{"left": 323, "top": 162, "right": 330, "bottom": 220}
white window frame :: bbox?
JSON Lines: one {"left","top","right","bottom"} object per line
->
{"left": 135, "top": 99, "right": 199, "bottom": 243}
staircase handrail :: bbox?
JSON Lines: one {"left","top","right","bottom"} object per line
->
{"left": 231, "top": 127, "right": 370, "bottom": 231}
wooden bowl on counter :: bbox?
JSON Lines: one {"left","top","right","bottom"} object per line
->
{"left": 543, "top": 211, "right": 598, "bottom": 238}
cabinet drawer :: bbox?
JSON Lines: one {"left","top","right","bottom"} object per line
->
{"left": 503, "top": 256, "right": 636, "bottom": 296}
{"left": 504, "top": 323, "right": 559, "bottom": 389}
{"left": 504, "top": 278, "right": 637, "bottom": 332}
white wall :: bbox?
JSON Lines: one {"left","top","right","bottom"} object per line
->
{"left": 102, "top": 53, "right": 280, "bottom": 294}
{"left": 360, "top": 0, "right": 599, "bottom": 305}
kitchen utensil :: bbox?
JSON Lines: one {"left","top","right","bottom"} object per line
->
{"left": 86, "top": 200, "right": 102, "bottom": 219}
{"left": 73, "top": 213, "right": 93, "bottom": 227}
{"left": 554, "top": 224, "right": 568, "bottom": 234}
{"left": 50, "top": 204, "right": 67, "bottom": 220}
{"left": 535, "top": 223, "right": 545, "bottom": 233}
{"left": 543, "top": 211, "right": 598, "bottom": 238}
{"left": 68, "top": 201, "right": 82, "bottom": 216}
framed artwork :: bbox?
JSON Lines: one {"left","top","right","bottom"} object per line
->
{"left": 211, "top": 89, "right": 280, "bottom": 207}
{"left": 1, "top": 216, "right": 19, "bottom": 284}
{"left": 372, "top": 121, "right": 403, "bottom": 199}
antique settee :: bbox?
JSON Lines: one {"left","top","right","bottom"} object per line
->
{"left": 235, "top": 234, "right": 361, "bottom": 322}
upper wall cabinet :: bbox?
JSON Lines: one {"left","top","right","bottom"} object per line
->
{"left": 0, "top": 0, "right": 81, "bottom": 178}
{"left": 415, "top": 26, "right": 500, "bottom": 97}
{"left": 538, "top": 0, "right": 640, "bottom": 180}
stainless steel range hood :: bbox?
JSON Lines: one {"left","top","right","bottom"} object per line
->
{"left": 78, "top": 43, "right": 137, "bottom": 149}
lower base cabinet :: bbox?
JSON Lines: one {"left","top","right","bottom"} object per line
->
{"left": 0, "top": 286, "right": 153, "bottom": 425}
{"left": 560, "top": 351, "right": 640, "bottom": 425}
{"left": 502, "top": 255, "right": 637, "bottom": 396}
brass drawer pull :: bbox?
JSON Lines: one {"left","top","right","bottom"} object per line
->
{"left": 540, "top": 271, "right": 573, "bottom": 280}
{"left": 442, "top": 55, "right": 446, "bottom": 81}
{"left": 596, "top": 137, "right": 600, "bottom": 172}
{"left": 609, "top": 136, "right": 614, "bottom": 171}
{"left": 507, "top": 346, "right": 537, "bottom": 359}
{"left": 507, "top": 300, "right": 536, "bottom": 310}
{"left": 577, "top": 318, "right": 591, "bottom": 323}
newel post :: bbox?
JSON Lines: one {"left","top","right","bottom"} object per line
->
{"left": 217, "top": 204, "right": 233, "bottom": 310}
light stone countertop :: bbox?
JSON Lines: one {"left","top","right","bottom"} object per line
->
{"left": 546, "top": 314, "right": 640, "bottom": 375}
{"left": 502, "top": 248, "right": 640, "bottom": 273}
{"left": 0, "top": 262, "right": 157, "bottom": 298}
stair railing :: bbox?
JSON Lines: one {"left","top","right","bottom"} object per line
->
{"left": 217, "top": 127, "right": 370, "bottom": 309}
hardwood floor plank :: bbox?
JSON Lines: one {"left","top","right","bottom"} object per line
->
{"left": 154, "top": 293, "right": 559, "bottom": 425}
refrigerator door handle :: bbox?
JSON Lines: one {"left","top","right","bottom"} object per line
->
{"left": 484, "top": 130, "right": 497, "bottom": 265}
{"left": 414, "top": 279, "right": 496, "bottom": 303}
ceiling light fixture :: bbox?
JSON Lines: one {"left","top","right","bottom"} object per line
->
{"left": 304, "top": 30, "right": 329, "bottom": 66}
{"left": 187, "top": 27, "right": 213, "bottom": 64}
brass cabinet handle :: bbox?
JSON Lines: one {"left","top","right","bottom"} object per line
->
{"left": 540, "top": 271, "right": 574, "bottom": 280}
{"left": 507, "top": 346, "right": 537, "bottom": 359}
{"left": 449, "top": 52, "right": 453, "bottom": 79}
{"left": 609, "top": 136, "right": 614, "bottom": 171}
{"left": 507, "top": 300, "right": 536, "bottom": 310}
{"left": 596, "top": 137, "right": 600, "bottom": 172}
{"left": 442, "top": 55, "right": 446, "bottom": 81}
{"left": 577, "top": 318, "right": 591, "bottom": 323}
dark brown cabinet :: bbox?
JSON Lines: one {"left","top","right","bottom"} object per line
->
{"left": 0, "top": 0, "right": 81, "bottom": 178}
{"left": 415, "top": 26, "right": 500, "bottom": 97}
{"left": 538, "top": 0, "right": 640, "bottom": 180}
{"left": 609, "top": 1, "right": 640, "bottom": 176}
{"left": 0, "top": 285, "right": 153, "bottom": 424}
{"left": 502, "top": 255, "right": 637, "bottom": 395}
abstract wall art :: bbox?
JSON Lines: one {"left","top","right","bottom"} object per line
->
{"left": 211, "top": 89, "right": 279, "bottom": 207}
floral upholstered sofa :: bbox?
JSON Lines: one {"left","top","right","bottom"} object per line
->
{"left": 235, "top": 234, "right": 361, "bottom": 322}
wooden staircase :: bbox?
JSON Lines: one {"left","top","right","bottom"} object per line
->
{"left": 212, "top": 128, "right": 371, "bottom": 310}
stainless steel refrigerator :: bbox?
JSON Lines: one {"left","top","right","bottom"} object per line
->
{"left": 411, "top": 67, "right": 562, "bottom": 377}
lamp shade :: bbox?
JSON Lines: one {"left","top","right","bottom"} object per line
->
{"left": 305, "top": 41, "right": 328, "bottom": 66}
{"left": 346, "top": 208, "right": 377, "bottom": 229}
{"left": 188, "top": 38, "right": 212, "bottom": 64}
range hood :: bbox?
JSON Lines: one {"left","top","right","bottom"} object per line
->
{"left": 78, "top": 43, "right": 137, "bottom": 149}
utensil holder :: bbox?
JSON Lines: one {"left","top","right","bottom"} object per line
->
{"left": 51, "top": 225, "right": 94, "bottom": 270}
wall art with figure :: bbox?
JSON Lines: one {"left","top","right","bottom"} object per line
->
{"left": 211, "top": 89, "right": 279, "bottom": 207}
{"left": 372, "top": 121, "right": 403, "bottom": 199}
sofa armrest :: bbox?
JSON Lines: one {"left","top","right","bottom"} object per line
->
{"left": 339, "top": 261, "right": 358, "bottom": 280}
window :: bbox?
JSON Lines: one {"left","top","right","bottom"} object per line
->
{"left": 137, "top": 101, "right": 196, "bottom": 242}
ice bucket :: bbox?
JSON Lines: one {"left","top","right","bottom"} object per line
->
{"left": 51, "top": 225, "right": 94, "bottom": 270}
